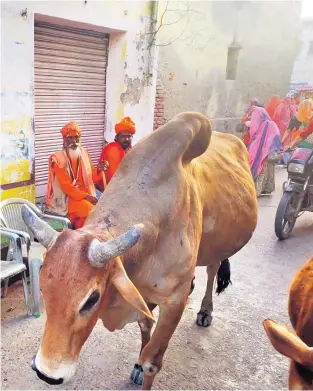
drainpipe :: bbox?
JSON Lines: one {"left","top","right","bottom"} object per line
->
{"left": 226, "top": 3, "right": 243, "bottom": 81}
{"left": 225, "top": 2, "right": 244, "bottom": 131}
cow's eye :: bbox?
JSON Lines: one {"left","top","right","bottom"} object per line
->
{"left": 80, "top": 291, "right": 100, "bottom": 314}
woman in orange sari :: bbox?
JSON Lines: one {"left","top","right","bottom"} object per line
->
{"left": 282, "top": 99, "right": 313, "bottom": 150}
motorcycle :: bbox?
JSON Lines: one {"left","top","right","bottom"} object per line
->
{"left": 275, "top": 147, "right": 313, "bottom": 240}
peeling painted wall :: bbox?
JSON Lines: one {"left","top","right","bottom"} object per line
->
{"left": 97, "top": 0, "right": 158, "bottom": 144}
{"left": 156, "top": 0, "right": 302, "bottom": 133}
{"left": 1, "top": 0, "right": 157, "bottom": 201}
{"left": 1, "top": 3, "right": 35, "bottom": 202}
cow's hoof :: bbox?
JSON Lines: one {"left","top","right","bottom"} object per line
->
{"left": 131, "top": 363, "right": 143, "bottom": 386}
{"left": 196, "top": 310, "right": 212, "bottom": 327}
{"left": 189, "top": 277, "right": 195, "bottom": 296}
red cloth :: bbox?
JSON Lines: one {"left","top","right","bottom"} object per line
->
{"left": 272, "top": 98, "right": 295, "bottom": 137}
{"left": 300, "top": 120, "right": 313, "bottom": 139}
{"left": 98, "top": 142, "right": 129, "bottom": 184}
{"left": 60, "top": 122, "right": 82, "bottom": 138}
{"left": 243, "top": 132, "right": 250, "bottom": 146}
{"left": 265, "top": 95, "right": 281, "bottom": 120}
{"left": 115, "top": 117, "right": 136, "bottom": 134}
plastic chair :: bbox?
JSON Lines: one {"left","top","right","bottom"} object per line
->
{"left": 0, "top": 198, "right": 71, "bottom": 316}
{"left": 1, "top": 228, "right": 31, "bottom": 315}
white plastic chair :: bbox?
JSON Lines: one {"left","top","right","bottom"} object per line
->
{"left": 0, "top": 198, "right": 71, "bottom": 317}
{"left": 1, "top": 228, "right": 31, "bottom": 315}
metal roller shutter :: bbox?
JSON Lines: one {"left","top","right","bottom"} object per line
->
{"left": 34, "top": 22, "right": 109, "bottom": 198}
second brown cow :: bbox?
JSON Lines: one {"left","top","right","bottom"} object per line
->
{"left": 264, "top": 256, "right": 313, "bottom": 390}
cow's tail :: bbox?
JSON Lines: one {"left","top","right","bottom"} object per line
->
{"left": 216, "top": 259, "right": 232, "bottom": 295}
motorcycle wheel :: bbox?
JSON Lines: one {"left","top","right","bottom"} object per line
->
{"left": 275, "top": 192, "right": 297, "bottom": 240}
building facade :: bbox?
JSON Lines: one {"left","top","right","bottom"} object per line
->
{"left": 291, "top": 17, "right": 313, "bottom": 86}
{"left": 154, "top": 0, "right": 302, "bottom": 132}
{"left": 1, "top": 1, "right": 303, "bottom": 203}
{"left": 1, "top": 1, "right": 158, "bottom": 201}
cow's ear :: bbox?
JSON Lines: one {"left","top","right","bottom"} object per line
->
{"left": 111, "top": 258, "right": 154, "bottom": 321}
{"left": 263, "top": 319, "right": 313, "bottom": 368}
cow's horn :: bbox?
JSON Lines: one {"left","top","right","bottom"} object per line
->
{"left": 21, "top": 204, "right": 58, "bottom": 249}
{"left": 88, "top": 224, "right": 144, "bottom": 267}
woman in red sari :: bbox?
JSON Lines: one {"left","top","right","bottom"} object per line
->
{"left": 265, "top": 95, "right": 281, "bottom": 120}
{"left": 272, "top": 96, "right": 296, "bottom": 138}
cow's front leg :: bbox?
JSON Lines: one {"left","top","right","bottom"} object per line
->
{"left": 139, "top": 284, "right": 189, "bottom": 390}
{"left": 131, "top": 305, "right": 156, "bottom": 386}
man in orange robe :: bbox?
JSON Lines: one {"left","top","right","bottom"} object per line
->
{"left": 46, "top": 122, "right": 108, "bottom": 229}
{"left": 98, "top": 117, "right": 136, "bottom": 185}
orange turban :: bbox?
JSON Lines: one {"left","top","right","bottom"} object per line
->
{"left": 115, "top": 117, "right": 136, "bottom": 134}
{"left": 61, "top": 122, "right": 82, "bottom": 138}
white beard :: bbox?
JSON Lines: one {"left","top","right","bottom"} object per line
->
{"left": 67, "top": 146, "right": 81, "bottom": 160}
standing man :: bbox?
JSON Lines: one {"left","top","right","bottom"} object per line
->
{"left": 98, "top": 117, "right": 136, "bottom": 185}
{"left": 46, "top": 121, "right": 108, "bottom": 229}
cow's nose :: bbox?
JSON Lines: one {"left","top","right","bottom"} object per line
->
{"left": 31, "top": 355, "right": 63, "bottom": 385}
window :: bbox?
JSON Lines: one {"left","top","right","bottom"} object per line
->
{"left": 226, "top": 44, "right": 242, "bottom": 80}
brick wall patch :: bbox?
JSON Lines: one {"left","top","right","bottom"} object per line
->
{"left": 153, "top": 80, "right": 165, "bottom": 130}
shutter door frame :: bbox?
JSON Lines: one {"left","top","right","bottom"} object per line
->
{"left": 34, "top": 21, "right": 109, "bottom": 198}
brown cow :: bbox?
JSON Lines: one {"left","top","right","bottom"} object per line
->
{"left": 263, "top": 256, "right": 313, "bottom": 390}
{"left": 22, "top": 112, "right": 258, "bottom": 389}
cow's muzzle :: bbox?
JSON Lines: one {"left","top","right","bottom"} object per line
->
{"left": 31, "top": 355, "right": 64, "bottom": 385}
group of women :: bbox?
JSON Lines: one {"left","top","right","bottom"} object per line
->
{"left": 240, "top": 94, "right": 313, "bottom": 197}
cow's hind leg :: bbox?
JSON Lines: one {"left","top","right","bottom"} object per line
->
{"left": 197, "top": 259, "right": 231, "bottom": 327}
{"left": 131, "top": 305, "right": 156, "bottom": 386}
{"left": 139, "top": 282, "right": 190, "bottom": 390}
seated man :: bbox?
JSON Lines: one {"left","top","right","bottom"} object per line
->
{"left": 46, "top": 121, "right": 107, "bottom": 229}
{"left": 98, "top": 117, "right": 136, "bottom": 186}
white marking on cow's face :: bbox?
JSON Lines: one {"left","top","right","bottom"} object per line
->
{"left": 203, "top": 217, "right": 215, "bottom": 233}
{"left": 35, "top": 346, "right": 77, "bottom": 384}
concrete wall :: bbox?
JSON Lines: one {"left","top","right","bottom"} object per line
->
{"left": 1, "top": 0, "right": 157, "bottom": 202}
{"left": 1, "top": 3, "right": 36, "bottom": 201}
{"left": 155, "top": 0, "right": 302, "bottom": 133}
{"left": 291, "top": 18, "right": 313, "bottom": 85}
